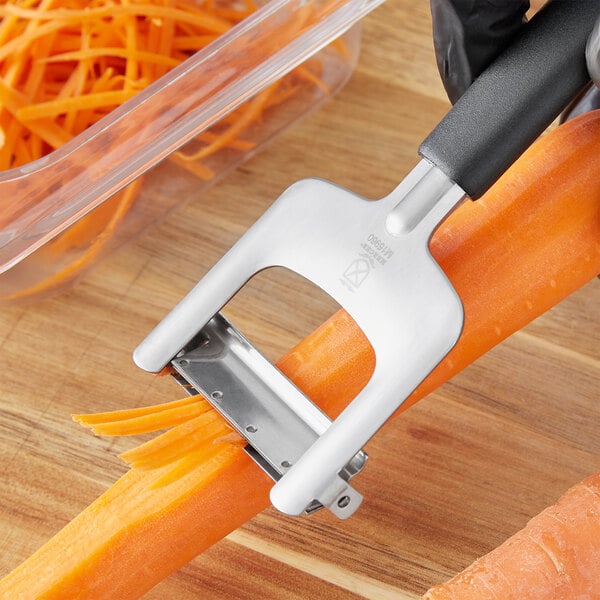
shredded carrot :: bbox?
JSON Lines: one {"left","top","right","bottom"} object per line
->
{"left": 72, "top": 395, "right": 204, "bottom": 426}
{"left": 0, "top": 79, "right": 72, "bottom": 148}
{"left": 16, "top": 89, "right": 138, "bottom": 120}
{"left": 76, "top": 400, "right": 211, "bottom": 437}
{"left": 294, "top": 63, "right": 330, "bottom": 93}
{"left": 168, "top": 151, "right": 216, "bottom": 180}
{"left": 119, "top": 411, "right": 234, "bottom": 469}
{"left": 0, "top": 0, "right": 342, "bottom": 302}
{"left": 40, "top": 47, "right": 182, "bottom": 69}
{"left": 0, "top": 4, "right": 233, "bottom": 36}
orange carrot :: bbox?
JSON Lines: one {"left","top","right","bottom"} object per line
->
{"left": 0, "top": 440, "right": 267, "bottom": 600}
{"left": 71, "top": 394, "right": 202, "bottom": 425}
{"left": 0, "top": 0, "right": 339, "bottom": 169}
{"left": 421, "top": 471, "right": 600, "bottom": 599}
{"left": 0, "top": 4, "right": 233, "bottom": 36}
{"left": 15, "top": 89, "right": 138, "bottom": 120}
{"left": 0, "top": 111, "right": 598, "bottom": 599}
{"left": 119, "top": 412, "right": 235, "bottom": 470}
{"left": 74, "top": 400, "right": 210, "bottom": 437}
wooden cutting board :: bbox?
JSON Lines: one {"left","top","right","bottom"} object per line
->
{"left": 0, "top": 2, "right": 598, "bottom": 598}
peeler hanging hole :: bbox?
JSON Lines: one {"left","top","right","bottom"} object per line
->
{"left": 246, "top": 425, "right": 258, "bottom": 434}
{"left": 281, "top": 460, "right": 292, "bottom": 468}
{"left": 211, "top": 390, "right": 223, "bottom": 400}
{"left": 337, "top": 496, "right": 351, "bottom": 509}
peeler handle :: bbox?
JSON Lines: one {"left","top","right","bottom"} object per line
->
{"left": 419, "top": 0, "right": 598, "bottom": 199}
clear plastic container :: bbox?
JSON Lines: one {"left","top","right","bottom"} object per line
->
{"left": 0, "top": 0, "right": 383, "bottom": 303}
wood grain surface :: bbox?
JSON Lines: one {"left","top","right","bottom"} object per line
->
{"left": 0, "top": 1, "right": 598, "bottom": 598}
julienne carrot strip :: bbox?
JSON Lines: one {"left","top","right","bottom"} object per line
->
{"left": 141, "top": 417, "right": 237, "bottom": 472}
{"left": 118, "top": 411, "right": 233, "bottom": 469}
{"left": 0, "top": 19, "right": 66, "bottom": 63}
{"left": 0, "top": 79, "right": 72, "bottom": 148}
{"left": 0, "top": 111, "right": 597, "bottom": 599}
{"left": 154, "top": 0, "right": 176, "bottom": 80}
{"left": 72, "top": 395, "right": 205, "bottom": 426}
{"left": 75, "top": 398, "right": 210, "bottom": 437}
{"left": 197, "top": 129, "right": 257, "bottom": 151}
{"left": 172, "top": 33, "right": 219, "bottom": 50}
{"left": 16, "top": 89, "right": 138, "bottom": 120}
{"left": 176, "top": 84, "right": 278, "bottom": 160}
{"left": 73, "top": 396, "right": 211, "bottom": 436}
{"left": 167, "top": 151, "right": 216, "bottom": 180}
{"left": 212, "top": 7, "right": 255, "bottom": 22}
{"left": 132, "top": 425, "right": 240, "bottom": 474}
{"left": 173, "top": 86, "right": 276, "bottom": 163}
{"left": 124, "top": 4, "right": 140, "bottom": 93}
{"left": 22, "top": 31, "right": 55, "bottom": 99}
{"left": 40, "top": 48, "right": 182, "bottom": 70}
{"left": 294, "top": 63, "right": 329, "bottom": 93}
{"left": 62, "top": 22, "right": 92, "bottom": 133}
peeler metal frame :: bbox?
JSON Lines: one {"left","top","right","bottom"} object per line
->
{"left": 134, "top": 160, "right": 466, "bottom": 519}
{"left": 135, "top": 0, "right": 598, "bottom": 519}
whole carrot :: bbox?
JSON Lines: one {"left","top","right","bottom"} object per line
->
{"left": 422, "top": 471, "right": 600, "bottom": 599}
{"left": 281, "top": 110, "right": 600, "bottom": 417}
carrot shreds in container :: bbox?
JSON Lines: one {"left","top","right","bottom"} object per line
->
{"left": 0, "top": 0, "right": 346, "bottom": 301}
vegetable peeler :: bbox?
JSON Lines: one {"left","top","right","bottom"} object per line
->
{"left": 134, "top": 1, "right": 598, "bottom": 519}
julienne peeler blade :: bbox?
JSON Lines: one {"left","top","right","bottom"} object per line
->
{"left": 169, "top": 313, "right": 368, "bottom": 517}
{"left": 133, "top": 1, "right": 598, "bottom": 519}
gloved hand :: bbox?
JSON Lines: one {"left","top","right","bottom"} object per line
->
{"left": 430, "top": 0, "right": 600, "bottom": 113}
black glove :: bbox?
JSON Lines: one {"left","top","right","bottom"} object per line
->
{"left": 430, "top": 0, "right": 600, "bottom": 113}
{"left": 430, "top": 0, "right": 529, "bottom": 104}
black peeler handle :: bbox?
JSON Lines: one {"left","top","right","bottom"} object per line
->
{"left": 419, "top": 0, "right": 599, "bottom": 199}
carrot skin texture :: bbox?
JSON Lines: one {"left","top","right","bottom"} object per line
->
{"left": 1, "top": 448, "right": 272, "bottom": 600}
{"left": 0, "top": 113, "right": 599, "bottom": 598}
{"left": 404, "top": 109, "right": 600, "bottom": 410}
{"left": 280, "top": 112, "right": 600, "bottom": 417}
{"left": 422, "top": 472, "right": 600, "bottom": 600}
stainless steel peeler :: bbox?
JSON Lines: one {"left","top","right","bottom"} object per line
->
{"left": 134, "top": 1, "right": 598, "bottom": 519}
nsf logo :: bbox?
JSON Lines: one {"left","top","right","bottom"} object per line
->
{"left": 341, "top": 255, "right": 371, "bottom": 291}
